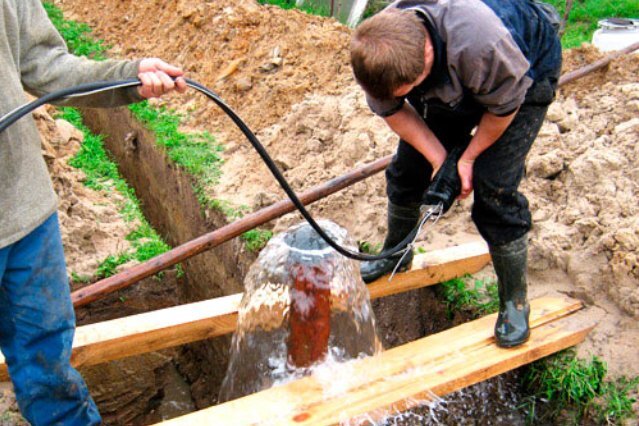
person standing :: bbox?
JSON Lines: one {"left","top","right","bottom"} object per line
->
{"left": 0, "top": 0, "right": 187, "bottom": 424}
{"left": 350, "top": 0, "right": 561, "bottom": 347}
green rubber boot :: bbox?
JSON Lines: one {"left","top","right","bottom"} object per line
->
{"left": 491, "top": 235, "right": 531, "bottom": 348}
{"left": 360, "top": 201, "right": 420, "bottom": 283}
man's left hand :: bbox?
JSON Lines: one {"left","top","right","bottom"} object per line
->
{"left": 137, "top": 58, "right": 187, "bottom": 99}
{"left": 457, "top": 157, "right": 474, "bottom": 199}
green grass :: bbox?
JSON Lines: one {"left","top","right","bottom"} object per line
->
{"left": 257, "top": 0, "right": 330, "bottom": 17}
{"left": 358, "top": 240, "right": 382, "bottom": 255}
{"left": 128, "top": 102, "right": 224, "bottom": 187}
{"left": 241, "top": 229, "right": 274, "bottom": 252}
{"left": 547, "top": 0, "right": 638, "bottom": 48}
{"left": 521, "top": 349, "right": 638, "bottom": 424}
{"left": 42, "top": 2, "right": 108, "bottom": 60}
{"left": 439, "top": 275, "right": 499, "bottom": 318}
{"left": 597, "top": 376, "right": 639, "bottom": 424}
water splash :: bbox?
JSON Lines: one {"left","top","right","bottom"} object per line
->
{"left": 219, "top": 220, "right": 382, "bottom": 402}
{"left": 218, "top": 221, "right": 524, "bottom": 424}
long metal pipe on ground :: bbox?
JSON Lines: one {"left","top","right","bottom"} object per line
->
{"left": 559, "top": 40, "right": 639, "bottom": 86}
{"left": 71, "top": 155, "right": 392, "bottom": 307}
{"left": 73, "top": 42, "right": 639, "bottom": 307}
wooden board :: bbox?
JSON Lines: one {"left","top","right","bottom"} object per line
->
{"left": 367, "top": 240, "right": 490, "bottom": 299}
{"left": 0, "top": 242, "right": 489, "bottom": 380}
{"left": 159, "top": 296, "right": 593, "bottom": 425}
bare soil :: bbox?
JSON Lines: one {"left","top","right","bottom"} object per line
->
{"left": 50, "top": 0, "right": 639, "bottom": 418}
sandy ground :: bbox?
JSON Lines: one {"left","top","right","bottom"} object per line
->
{"left": 51, "top": 0, "right": 639, "bottom": 413}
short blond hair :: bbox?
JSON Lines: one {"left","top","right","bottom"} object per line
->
{"left": 350, "top": 8, "right": 427, "bottom": 100}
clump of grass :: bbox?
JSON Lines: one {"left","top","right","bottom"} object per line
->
{"left": 70, "top": 272, "right": 92, "bottom": 284}
{"left": 358, "top": 240, "right": 382, "bottom": 255}
{"left": 241, "top": 229, "right": 274, "bottom": 252}
{"left": 521, "top": 349, "right": 638, "bottom": 425}
{"left": 597, "top": 376, "right": 639, "bottom": 424}
{"left": 128, "top": 102, "right": 224, "bottom": 187}
{"left": 439, "top": 275, "right": 499, "bottom": 318}
{"left": 42, "top": 2, "right": 108, "bottom": 60}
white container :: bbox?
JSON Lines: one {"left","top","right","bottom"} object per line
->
{"left": 296, "top": 0, "right": 370, "bottom": 27}
{"left": 592, "top": 18, "right": 639, "bottom": 53}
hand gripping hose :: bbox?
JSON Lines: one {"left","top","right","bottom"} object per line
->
{"left": 0, "top": 78, "right": 452, "bottom": 262}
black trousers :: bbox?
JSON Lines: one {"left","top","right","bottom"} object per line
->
{"left": 385, "top": 78, "right": 558, "bottom": 247}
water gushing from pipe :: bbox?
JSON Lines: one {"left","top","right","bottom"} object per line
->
{"left": 218, "top": 220, "right": 381, "bottom": 402}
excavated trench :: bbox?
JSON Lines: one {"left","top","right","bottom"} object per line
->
{"left": 77, "top": 107, "right": 524, "bottom": 424}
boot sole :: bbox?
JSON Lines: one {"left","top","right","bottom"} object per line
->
{"left": 362, "top": 260, "right": 413, "bottom": 284}
{"left": 495, "top": 331, "right": 531, "bottom": 348}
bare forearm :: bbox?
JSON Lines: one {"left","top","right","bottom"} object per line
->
{"left": 385, "top": 104, "right": 447, "bottom": 169}
{"left": 461, "top": 110, "right": 517, "bottom": 162}
{"left": 457, "top": 110, "right": 517, "bottom": 199}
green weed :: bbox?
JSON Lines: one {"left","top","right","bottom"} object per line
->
{"left": 241, "top": 229, "right": 274, "bottom": 252}
{"left": 521, "top": 349, "right": 638, "bottom": 424}
{"left": 596, "top": 376, "right": 639, "bottom": 424}
{"left": 362, "top": 0, "right": 390, "bottom": 19}
{"left": 70, "top": 272, "right": 92, "bottom": 284}
{"left": 42, "top": 2, "right": 108, "bottom": 60}
{"left": 439, "top": 275, "right": 499, "bottom": 318}
{"left": 128, "top": 102, "right": 224, "bottom": 187}
{"left": 358, "top": 240, "right": 382, "bottom": 255}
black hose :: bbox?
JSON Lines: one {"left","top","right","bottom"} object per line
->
{"left": 0, "top": 78, "right": 421, "bottom": 261}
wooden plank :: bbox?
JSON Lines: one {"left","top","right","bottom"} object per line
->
{"left": 0, "top": 293, "right": 241, "bottom": 380}
{"left": 0, "top": 242, "right": 489, "bottom": 380}
{"left": 159, "top": 297, "right": 592, "bottom": 426}
{"left": 367, "top": 240, "right": 490, "bottom": 299}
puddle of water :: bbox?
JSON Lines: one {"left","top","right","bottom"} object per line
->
{"left": 141, "top": 362, "right": 197, "bottom": 424}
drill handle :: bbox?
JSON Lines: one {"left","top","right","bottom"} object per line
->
{"left": 422, "top": 146, "right": 464, "bottom": 213}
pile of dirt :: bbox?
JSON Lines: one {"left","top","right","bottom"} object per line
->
{"left": 55, "top": 0, "right": 638, "bottom": 399}
{"left": 526, "top": 61, "right": 639, "bottom": 320}
{"left": 54, "top": 0, "right": 352, "bottom": 146}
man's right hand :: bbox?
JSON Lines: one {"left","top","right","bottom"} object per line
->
{"left": 137, "top": 58, "right": 187, "bottom": 99}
